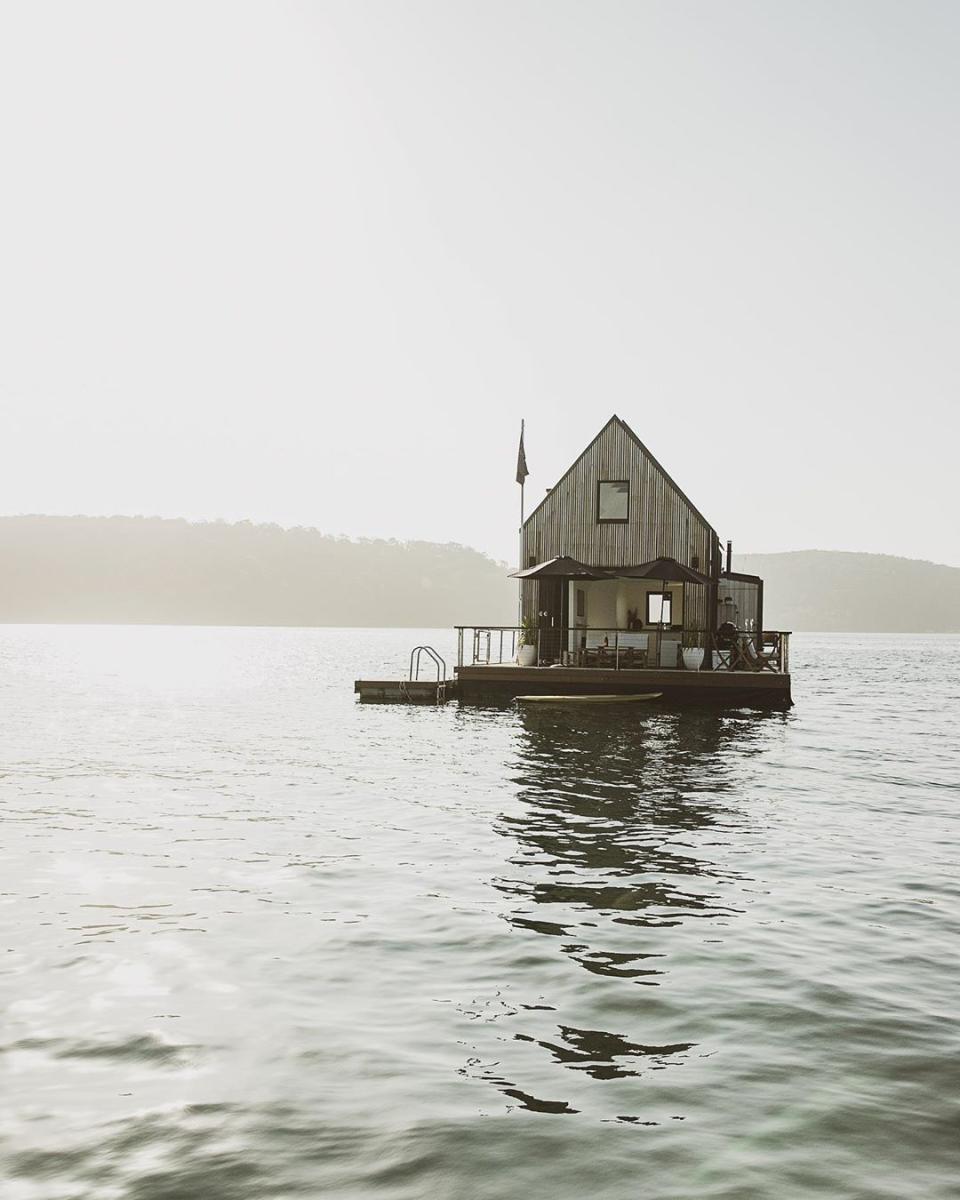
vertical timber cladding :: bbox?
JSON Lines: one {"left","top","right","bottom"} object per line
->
{"left": 521, "top": 416, "right": 716, "bottom": 628}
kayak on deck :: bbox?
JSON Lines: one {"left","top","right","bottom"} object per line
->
{"left": 515, "top": 692, "right": 663, "bottom": 704}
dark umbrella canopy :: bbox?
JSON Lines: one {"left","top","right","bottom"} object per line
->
{"left": 510, "top": 555, "right": 613, "bottom": 580}
{"left": 615, "top": 556, "right": 710, "bottom": 667}
{"left": 615, "top": 556, "right": 710, "bottom": 585}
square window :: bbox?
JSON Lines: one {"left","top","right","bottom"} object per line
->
{"left": 646, "top": 592, "right": 672, "bottom": 625}
{"left": 598, "top": 480, "right": 629, "bottom": 522}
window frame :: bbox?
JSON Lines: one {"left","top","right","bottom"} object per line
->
{"left": 597, "top": 479, "right": 630, "bottom": 524}
{"left": 646, "top": 590, "right": 673, "bottom": 626}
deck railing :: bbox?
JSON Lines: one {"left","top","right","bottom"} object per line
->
{"left": 454, "top": 626, "right": 791, "bottom": 674}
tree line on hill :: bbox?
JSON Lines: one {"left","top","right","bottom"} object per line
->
{"left": 0, "top": 516, "right": 516, "bottom": 627}
{"left": 0, "top": 517, "right": 957, "bottom": 632}
{"left": 736, "top": 550, "right": 960, "bottom": 634}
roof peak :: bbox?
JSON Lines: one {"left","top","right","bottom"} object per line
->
{"left": 521, "top": 412, "right": 717, "bottom": 536}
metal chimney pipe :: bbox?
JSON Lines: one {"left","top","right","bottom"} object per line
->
{"left": 725, "top": 540, "right": 732, "bottom": 574}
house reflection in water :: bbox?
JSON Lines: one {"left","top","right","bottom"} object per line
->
{"left": 458, "top": 705, "right": 788, "bottom": 1121}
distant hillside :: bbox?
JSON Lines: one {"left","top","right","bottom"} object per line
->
{"left": 737, "top": 551, "right": 960, "bottom": 632}
{"left": 0, "top": 519, "right": 956, "bottom": 632}
{"left": 0, "top": 516, "right": 516, "bottom": 627}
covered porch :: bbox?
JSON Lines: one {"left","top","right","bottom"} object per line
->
{"left": 450, "top": 554, "right": 792, "bottom": 705}
{"left": 508, "top": 555, "right": 777, "bottom": 673}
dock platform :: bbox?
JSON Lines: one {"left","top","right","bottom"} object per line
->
{"left": 455, "top": 664, "right": 791, "bottom": 707}
{"left": 354, "top": 678, "right": 457, "bottom": 704}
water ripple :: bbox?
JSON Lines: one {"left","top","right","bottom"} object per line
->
{"left": 1, "top": 627, "right": 959, "bottom": 1199}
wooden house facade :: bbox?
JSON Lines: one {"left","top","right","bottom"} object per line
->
{"left": 522, "top": 416, "right": 716, "bottom": 574}
{"left": 520, "top": 415, "right": 723, "bottom": 647}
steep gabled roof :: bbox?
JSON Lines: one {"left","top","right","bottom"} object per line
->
{"left": 522, "top": 414, "right": 717, "bottom": 536}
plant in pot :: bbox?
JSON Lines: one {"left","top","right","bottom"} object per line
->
{"left": 517, "top": 616, "right": 538, "bottom": 666}
{"left": 681, "top": 630, "right": 704, "bottom": 671}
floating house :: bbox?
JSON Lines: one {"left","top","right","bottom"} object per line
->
{"left": 456, "top": 415, "right": 790, "bottom": 705}
{"left": 356, "top": 415, "right": 791, "bottom": 706}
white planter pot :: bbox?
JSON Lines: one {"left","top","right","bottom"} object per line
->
{"left": 517, "top": 644, "right": 537, "bottom": 666}
{"left": 681, "top": 647, "right": 704, "bottom": 671}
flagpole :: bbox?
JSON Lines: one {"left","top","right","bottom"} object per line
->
{"left": 518, "top": 419, "right": 525, "bottom": 628}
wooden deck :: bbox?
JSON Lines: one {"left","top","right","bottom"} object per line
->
{"left": 355, "top": 665, "right": 792, "bottom": 708}
{"left": 455, "top": 664, "right": 791, "bottom": 707}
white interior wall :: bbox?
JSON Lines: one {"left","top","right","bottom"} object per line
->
{"left": 585, "top": 581, "right": 619, "bottom": 629}
{"left": 583, "top": 580, "right": 685, "bottom": 628}
{"left": 566, "top": 579, "right": 690, "bottom": 654}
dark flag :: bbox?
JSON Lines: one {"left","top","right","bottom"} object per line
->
{"left": 516, "top": 420, "right": 528, "bottom": 486}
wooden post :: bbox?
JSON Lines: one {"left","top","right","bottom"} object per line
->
{"left": 518, "top": 475, "right": 524, "bottom": 626}
{"left": 517, "top": 418, "right": 526, "bottom": 629}
{"left": 700, "top": 538, "right": 720, "bottom": 671}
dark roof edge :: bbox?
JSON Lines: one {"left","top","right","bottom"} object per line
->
{"left": 523, "top": 414, "right": 719, "bottom": 537}
{"left": 522, "top": 415, "right": 621, "bottom": 528}
{"left": 721, "top": 570, "right": 763, "bottom": 583}
{"left": 617, "top": 417, "right": 718, "bottom": 537}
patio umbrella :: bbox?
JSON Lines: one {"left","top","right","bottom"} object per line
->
{"left": 614, "top": 557, "right": 711, "bottom": 667}
{"left": 615, "top": 556, "right": 711, "bottom": 586}
{"left": 509, "top": 557, "right": 611, "bottom": 664}
{"left": 509, "top": 556, "right": 612, "bottom": 580}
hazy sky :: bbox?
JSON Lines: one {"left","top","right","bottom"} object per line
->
{"left": 1, "top": 0, "right": 957, "bottom": 566}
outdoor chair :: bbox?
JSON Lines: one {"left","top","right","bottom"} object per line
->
{"left": 739, "top": 633, "right": 781, "bottom": 672}
{"left": 715, "top": 622, "right": 739, "bottom": 670}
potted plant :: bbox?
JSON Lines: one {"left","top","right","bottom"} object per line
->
{"left": 517, "top": 616, "right": 538, "bottom": 666}
{"left": 681, "top": 631, "right": 704, "bottom": 671}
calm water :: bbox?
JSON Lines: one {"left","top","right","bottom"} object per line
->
{"left": 1, "top": 627, "right": 958, "bottom": 1199}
